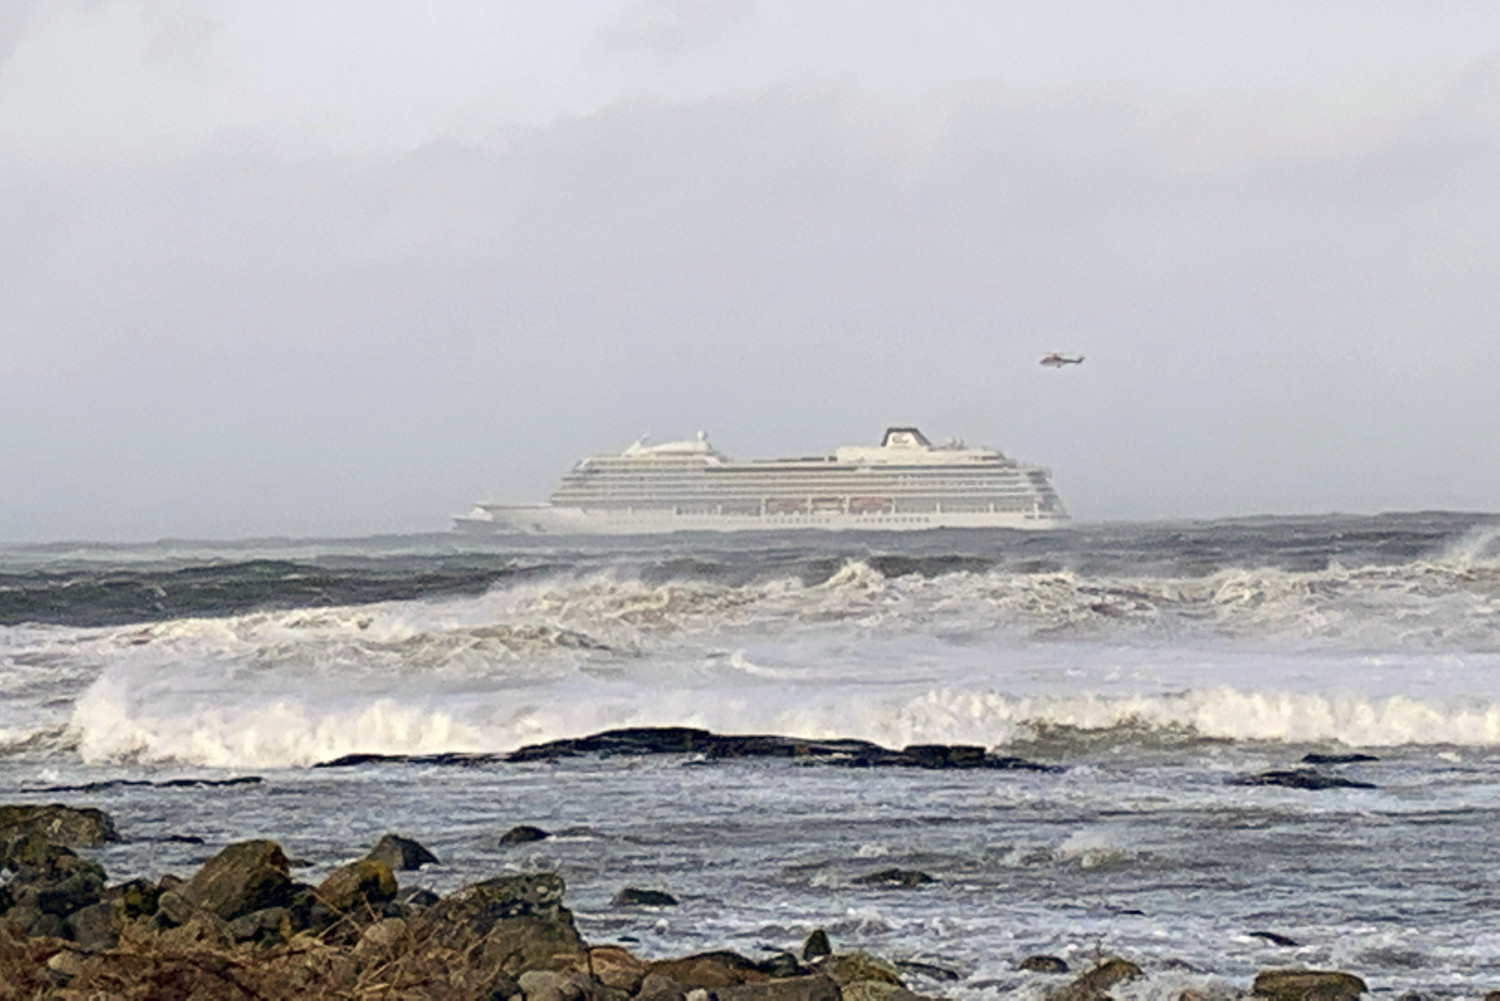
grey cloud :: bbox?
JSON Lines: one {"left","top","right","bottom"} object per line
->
{"left": 0, "top": 0, "right": 40, "bottom": 65}
{"left": 597, "top": 0, "right": 756, "bottom": 59}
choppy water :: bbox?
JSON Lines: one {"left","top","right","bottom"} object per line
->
{"left": 4, "top": 513, "right": 1500, "bottom": 997}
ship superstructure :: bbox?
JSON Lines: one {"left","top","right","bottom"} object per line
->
{"left": 455, "top": 427, "right": 1068, "bottom": 534}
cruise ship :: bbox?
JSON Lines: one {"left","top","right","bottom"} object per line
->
{"left": 455, "top": 427, "right": 1068, "bottom": 535}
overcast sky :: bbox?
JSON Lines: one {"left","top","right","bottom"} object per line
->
{"left": 2, "top": 1, "right": 1498, "bottom": 541}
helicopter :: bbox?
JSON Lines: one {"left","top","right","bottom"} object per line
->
{"left": 1039, "top": 353, "right": 1084, "bottom": 368}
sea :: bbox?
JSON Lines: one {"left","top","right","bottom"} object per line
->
{"left": 4, "top": 512, "right": 1500, "bottom": 998}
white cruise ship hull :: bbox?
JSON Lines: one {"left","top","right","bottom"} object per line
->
{"left": 456, "top": 504, "right": 1068, "bottom": 535}
{"left": 455, "top": 426, "right": 1070, "bottom": 536}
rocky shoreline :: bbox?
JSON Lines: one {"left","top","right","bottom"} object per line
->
{"left": 0, "top": 802, "right": 1410, "bottom": 1001}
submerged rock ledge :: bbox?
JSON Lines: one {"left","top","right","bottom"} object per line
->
{"left": 314, "top": 727, "right": 1061, "bottom": 772}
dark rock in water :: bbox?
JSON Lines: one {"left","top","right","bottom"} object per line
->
{"left": 802, "top": 928, "right": 832, "bottom": 962}
{"left": 716, "top": 975, "right": 842, "bottom": 1001}
{"left": 1253, "top": 969, "right": 1367, "bottom": 1001}
{"left": 161, "top": 834, "right": 205, "bottom": 845}
{"left": 0, "top": 804, "right": 119, "bottom": 846}
{"left": 1055, "top": 958, "right": 1141, "bottom": 1001}
{"left": 315, "top": 750, "right": 508, "bottom": 768}
{"left": 366, "top": 832, "right": 441, "bottom": 871}
{"left": 316, "top": 859, "right": 398, "bottom": 914}
{"left": 1018, "top": 955, "right": 1069, "bottom": 974}
{"left": 181, "top": 839, "right": 294, "bottom": 922}
{"left": 500, "top": 824, "right": 552, "bottom": 845}
{"left": 1229, "top": 769, "right": 1376, "bottom": 790}
{"left": 612, "top": 887, "right": 679, "bottom": 907}
{"left": 895, "top": 959, "right": 961, "bottom": 981}
{"left": 28, "top": 775, "right": 263, "bottom": 794}
{"left": 1250, "top": 930, "right": 1300, "bottom": 947}
{"left": 1301, "top": 753, "right": 1379, "bottom": 765}
{"left": 855, "top": 868, "right": 934, "bottom": 888}
{"left": 650, "top": 951, "right": 770, "bottom": 989}
{"left": 901, "top": 744, "right": 988, "bottom": 768}
{"left": 504, "top": 727, "right": 1061, "bottom": 772}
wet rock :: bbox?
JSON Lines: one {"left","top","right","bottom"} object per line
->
{"left": 64, "top": 900, "right": 120, "bottom": 950}
{"left": 1301, "top": 753, "right": 1378, "bottom": 765}
{"left": 612, "top": 887, "right": 679, "bottom": 907}
{"left": 818, "top": 951, "right": 904, "bottom": 987}
{"left": 855, "top": 868, "right": 934, "bottom": 888}
{"left": 506, "top": 727, "right": 1060, "bottom": 772}
{"left": 896, "top": 960, "right": 960, "bottom": 982}
{"left": 1249, "top": 930, "right": 1300, "bottom": 947}
{"left": 159, "top": 908, "right": 233, "bottom": 950}
{"left": 717, "top": 975, "right": 843, "bottom": 1001}
{"left": 1056, "top": 958, "right": 1142, "bottom": 1001}
{"left": 1019, "top": 955, "right": 1069, "bottom": 973}
{"left": 366, "top": 832, "right": 441, "bottom": 871}
{"left": 1253, "top": 970, "right": 1367, "bottom": 1001}
{"left": 650, "top": 951, "right": 771, "bottom": 989}
{"left": 802, "top": 928, "right": 832, "bottom": 962}
{"left": 501, "top": 825, "right": 553, "bottom": 844}
{"left": 591, "top": 944, "right": 649, "bottom": 993}
{"left": 0, "top": 804, "right": 119, "bottom": 846}
{"left": 316, "top": 858, "right": 398, "bottom": 914}
{"left": 181, "top": 839, "right": 294, "bottom": 921}
{"left": 1229, "top": 770, "right": 1376, "bottom": 791}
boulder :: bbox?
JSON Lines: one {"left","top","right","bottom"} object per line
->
{"left": 0, "top": 804, "right": 118, "bottom": 846}
{"left": 500, "top": 825, "right": 553, "bottom": 845}
{"left": 365, "top": 832, "right": 441, "bottom": 871}
{"left": 817, "top": 952, "right": 903, "bottom": 988}
{"left": 64, "top": 900, "right": 120, "bottom": 950}
{"left": 316, "top": 858, "right": 398, "bottom": 914}
{"left": 802, "top": 928, "right": 832, "bottom": 962}
{"left": 1056, "top": 958, "right": 1142, "bottom": 1001}
{"left": 760, "top": 952, "right": 809, "bottom": 978}
{"left": 422, "top": 873, "right": 588, "bottom": 978}
{"left": 1018, "top": 955, "right": 1069, "bottom": 974}
{"left": 181, "top": 839, "right": 294, "bottom": 921}
{"left": 650, "top": 951, "right": 771, "bottom": 989}
{"left": 895, "top": 960, "right": 959, "bottom": 982}
{"left": 105, "top": 878, "right": 161, "bottom": 920}
{"left": 155, "top": 889, "right": 195, "bottom": 927}
{"left": 226, "top": 905, "right": 292, "bottom": 945}
{"left": 590, "top": 944, "right": 649, "bottom": 993}
{"left": 717, "top": 975, "right": 843, "bottom": 1001}
{"left": 355, "top": 915, "right": 409, "bottom": 955}
{"left": 1253, "top": 969, "right": 1367, "bottom": 1001}
{"left": 612, "top": 887, "right": 679, "bottom": 907}
{"left": 854, "top": 868, "right": 934, "bottom": 888}
{"left": 638, "top": 971, "right": 689, "bottom": 1001}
